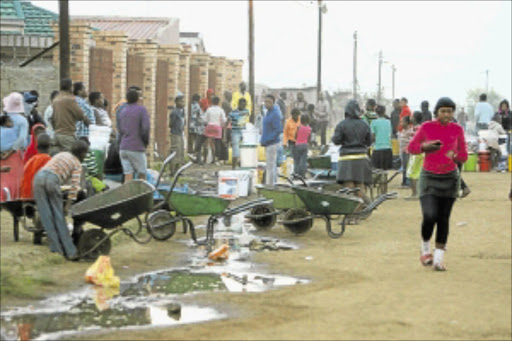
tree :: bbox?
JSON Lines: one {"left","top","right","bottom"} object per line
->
{"left": 465, "top": 88, "right": 505, "bottom": 122}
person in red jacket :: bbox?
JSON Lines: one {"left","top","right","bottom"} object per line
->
{"left": 20, "top": 133, "right": 52, "bottom": 199}
{"left": 407, "top": 97, "right": 467, "bottom": 271}
{"left": 200, "top": 89, "right": 215, "bottom": 112}
{"left": 397, "top": 97, "right": 412, "bottom": 132}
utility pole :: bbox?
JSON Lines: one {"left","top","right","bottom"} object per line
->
{"left": 317, "top": 0, "right": 323, "bottom": 102}
{"left": 485, "top": 69, "right": 489, "bottom": 93}
{"left": 391, "top": 64, "right": 396, "bottom": 100}
{"left": 377, "top": 50, "right": 383, "bottom": 103}
{"left": 248, "top": 0, "right": 255, "bottom": 121}
{"left": 352, "top": 31, "right": 358, "bottom": 100}
{"left": 58, "top": 0, "right": 70, "bottom": 82}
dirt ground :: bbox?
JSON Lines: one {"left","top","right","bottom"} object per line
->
{"left": 1, "top": 171, "right": 511, "bottom": 340}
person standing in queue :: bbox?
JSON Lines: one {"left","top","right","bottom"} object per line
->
{"left": 260, "top": 95, "right": 283, "bottom": 185}
{"left": 332, "top": 100, "right": 372, "bottom": 203}
{"left": 407, "top": 97, "right": 467, "bottom": 271}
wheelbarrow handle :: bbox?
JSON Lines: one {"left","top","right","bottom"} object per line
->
{"left": 164, "top": 161, "right": 194, "bottom": 203}
{"left": 155, "top": 152, "right": 176, "bottom": 188}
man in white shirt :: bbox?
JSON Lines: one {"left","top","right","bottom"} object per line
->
{"left": 474, "top": 93, "right": 494, "bottom": 132}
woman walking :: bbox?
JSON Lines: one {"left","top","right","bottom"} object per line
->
{"left": 407, "top": 97, "right": 467, "bottom": 271}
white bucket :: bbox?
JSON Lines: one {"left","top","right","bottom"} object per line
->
{"left": 240, "top": 145, "right": 258, "bottom": 168}
{"left": 218, "top": 170, "right": 253, "bottom": 197}
{"left": 242, "top": 128, "right": 260, "bottom": 145}
{"left": 88, "top": 125, "right": 111, "bottom": 150}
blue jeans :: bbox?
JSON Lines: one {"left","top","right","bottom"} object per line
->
{"left": 231, "top": 129, "right": 243, "bottom": 158}
{"left": 33, "top": 170, "right": 78, "bottom": 257}
{"left": 293, "top": 144, "right": 308, "bottom": 177}
{"left": 276, "top": 133, "right": 284, "bottom": 167}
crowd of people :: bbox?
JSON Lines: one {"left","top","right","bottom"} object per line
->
{"left": 1, "top": 76, "right": 510, "bottom": 270}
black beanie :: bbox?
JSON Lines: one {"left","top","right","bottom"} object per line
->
{"left": 434, "top": 97, "right": 456, "bottom": 116}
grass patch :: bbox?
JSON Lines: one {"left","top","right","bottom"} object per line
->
{"left": 0, "top": 271, "right": 56, "bottom": 299}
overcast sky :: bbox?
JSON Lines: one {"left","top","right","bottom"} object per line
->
{"left": 33, "top": 0, "right": 511, "bottom": 110}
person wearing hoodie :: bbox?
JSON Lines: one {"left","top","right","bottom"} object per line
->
{"left": 23, "top": 123, "right": 46, "bottom": 164}
{"left": 407, "top": 97, "right": 467, "bottom": 271}
{"left": 362, "top": 98, "right": 378, "bottom": 126}
{"left": 260, "top": 95, "right": 283, "bottom": 185}
{"left": 332, "top": 100, "right": 372, "bottom": 202}
{"left": 420, "top": 100, "right": 433, "bottom": 123}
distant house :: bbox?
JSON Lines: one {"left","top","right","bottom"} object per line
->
{"left": 72, "top": 16, "right": 180, "bottom": 45}
{"left": 0, "top": 0, "right": 58, "bottom": 64}
{"left": 179, "top": 32, "right": 205, "bottom": 53}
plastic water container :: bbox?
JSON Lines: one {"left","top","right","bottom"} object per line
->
{"left": 242, "top": 128, "right": 260, "bottom": 145}
{"left": 240, "top": 145, "right": 258, "bottom": 168}
{"left": 88, "top": 125, "right": 111, "bottom": 150}
{"left": 219, "top": 170, "right": 253, "bottom": 197}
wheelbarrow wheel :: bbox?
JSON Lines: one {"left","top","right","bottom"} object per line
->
{"left": 250, "top": 204, "right": 276, "bottom": 230}
{"left": 13, "top": 216, "right": 19, "bottom": 242}
{"left": 283, "top": 208, "right": 313, "bottom": 235}
{"left": 147, "top": 210, "right": 176, "bottom": 241}
{"left": 78, "top": 229, "right": 111, "bottom": 261}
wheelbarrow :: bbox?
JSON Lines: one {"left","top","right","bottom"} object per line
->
{"left": 248, "top": 174, "right": 363, "bottom": 234}
{"left": 146, "top": 162, "right": 272, "bottom": 251}
{"left": 285, "top": 186, "right": 398, "bottom": 238}
{"left": 70, "top": 152, "right": 178, "bottom": 260}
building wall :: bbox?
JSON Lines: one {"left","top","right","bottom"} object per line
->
{"left": 0, "top": 64, "right": 58, "bottom": 110}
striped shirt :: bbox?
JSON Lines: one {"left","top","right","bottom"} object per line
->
{"left": 42, "top": 152, "right": 82, "bottom": 200}
{"left": 75, "top": 96, "right": 96, "bottom": 137}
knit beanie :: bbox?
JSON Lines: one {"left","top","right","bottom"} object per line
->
{"left": 434, "top": 97, "right": 456, "bottom": 116}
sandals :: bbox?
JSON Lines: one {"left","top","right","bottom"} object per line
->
{"left": 433, "top": 263, "right": 446, "bottom": 271}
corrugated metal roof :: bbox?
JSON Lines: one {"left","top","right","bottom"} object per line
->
{"left": 0, "top": 0, "right": 57, "bottom": 37}
{"left": 72, "top": 16, "right": 175, "bottom": 40}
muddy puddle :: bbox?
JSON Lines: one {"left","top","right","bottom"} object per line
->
{"left": 0, "top": 215, "right": 308, "bottom": 340}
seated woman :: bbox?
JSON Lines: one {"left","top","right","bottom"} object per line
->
{"left": 0, "top": 92, "right": 29, "bottom": 201}
{"left": 20, "top": 134, "right": 52, "bottom": 199}
{"left": 23, "top": 123, "right": 46, "bottom": 164}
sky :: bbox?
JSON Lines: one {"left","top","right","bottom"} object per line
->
{"left": 33, "top": 0, "right": 511, "bottom": 110}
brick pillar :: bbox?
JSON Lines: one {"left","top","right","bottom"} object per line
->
{"left": 52, "top": 22, "right": 92, "bottom": 88}
{"left": 179, "top": 45, "right": 191, "bottom": 110}
{"left": 157, "top": 44, "right": 181, "bottom": 156}
{"left": 224, "top": 59, "right": 236, "bottom": 93}
{"left": 179, "top": 45, "right": 193, "bottom": 152}
{"left": 210, "top": 56, "right": 226, "bottom": 97}
{"left": 158, "top": 45, "right": 181, "bottom": 109}
{"left": 190, "top": 52, "right": 211, "bottom": 99}
{"left": 92, "top": 30, "right": 128, "bottom": 129}
{"left": 128, "top": 39, "right": 158, "bottom": 164}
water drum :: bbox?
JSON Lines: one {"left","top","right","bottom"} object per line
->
{"left": 477, "top": 151, "right": 491, "bottom": 172}
{"left": 463, "top": 153, "right": 477, "bottom": 172}
{"left": 240, "top": 145, "right": 258, "bottom": 168}
{"left": 242, "top": 128, "right": 259, "bottom": 145}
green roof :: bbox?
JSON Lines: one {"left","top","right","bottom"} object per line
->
{"left": 1, "top": 0, "right": 58, "bottom": 37}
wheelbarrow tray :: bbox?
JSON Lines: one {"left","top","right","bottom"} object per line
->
{"left": 158, "top": 190, "right": 231, "bottom": 216}
{"left": 71, "top": 180, "right": 155, "bottom": 229}
{"left": 292, "top": 186, "right": 363, "bottom": 215}
{"left": 0, "top": 200, "right": 26, "bottom": 217}
{"left": 256, "top": 185, "right": 306, "bottom": 210}
{"left": 307, "top": 155, "right": 332, "bottom": 169}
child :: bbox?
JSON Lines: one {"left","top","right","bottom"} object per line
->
{"left": 228, "top": 98, "right": 249, "bottom": 169}
{"left": 293, "top": 114, "right": 312, "bottom": 177}
{"left": 20, "top": 133, "right": 52, "bottom": 199}
{"left": 169, "top": 95, "right": 186, "bottom": 174}
{"left": 283, "top": 108, "right": 301, "bottom": 157}
{"left": 405, "top": 111, "right": 424, "bottom": 200}
{"left": 397, "top": 115, "right": 414, "bottom": 187}
{"left": 306, "top": 104, "right": 317, "bottom": 147}
{"left": 79, "top": 137, "right": 107, "bottom": 195}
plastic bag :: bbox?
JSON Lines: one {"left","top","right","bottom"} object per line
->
{"left": 208, "top": 244, "right": 229, "bottom": 261}
{"left": 84, "top": 255, "right": 120, "bottom": 288}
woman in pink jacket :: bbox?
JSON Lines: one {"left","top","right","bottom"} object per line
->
{"left": 407, "top": 97, "right": 467, "bottom": 271}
